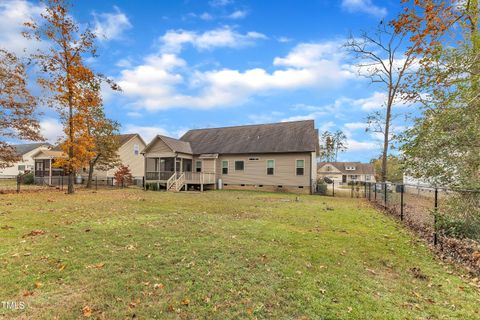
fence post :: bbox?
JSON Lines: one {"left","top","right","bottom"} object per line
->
{"left": 364, "top": 182, "right": 367, "bottom": 198}
{"left": 332, "top": 181, "right": 335, "bottom": 197}
{"left": 384, "top": 183, "right": 387, "bottom": 208}
{"left": 351, "top": 183, "right": 354, "bottom": 198}
{"left": 400, "top": 184, "right": 404, "bottom": 221}
{"left": 16, "top": 175, "right": 21, "bottom": 193}
{"left": 368, "top": 183, "right": 371, "bottom": 201}
{"left": 95, "top": 176, "right": 98, "bottom": 190}
{"left": 374, "top": 183, "right": 377, "bottom": 200}
{"left": 434, "top": 188, "right": 438, "bottom": 246}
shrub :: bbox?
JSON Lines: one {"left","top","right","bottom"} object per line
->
{"left": 316, "top": 182, "right": 328, "bottom": 195}
{"left": 437, "top": 192, "right": 480, "bottom": 241}
{"left": 146, "top": 183, "right": 158, "bottom": 191}
{"left": 114, "top": 165, "right": 133, "bottom": 187}
{"left": 20, "top": 173, "right": 34, "bottom": 185}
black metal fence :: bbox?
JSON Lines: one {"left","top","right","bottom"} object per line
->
{"left": 0, "top": 175, "right": 144, "bottom": 193}
{"left": 365, "top": 182, "right": 480, "bottom": 273}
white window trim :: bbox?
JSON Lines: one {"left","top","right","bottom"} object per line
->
{"left": 296, "top": 159, "right": 305, "bottom": 176}
{"left": 221, "top": 160, "right": 229, "bottom": 175}
{"left": 266, "top": 159, "right": 275, "bottom": 176}
{"left": 195, "top": 160, "right": 202, "bottom": 173}
{"left": 234, "top": 160, "right": 245, "bottom": 172}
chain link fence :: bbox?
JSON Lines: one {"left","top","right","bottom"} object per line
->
{"left": 366, "top": 182, "right": 480, "bottom": 274}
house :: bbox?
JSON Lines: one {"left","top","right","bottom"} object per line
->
{"left": 0, "top": 143, "right": 51, "bottom": 178}
{"left": 142, "top": 120, "right": 319, "bottom": 193}
{"left": 31, "top": 133, "right": 146, "bottom": 185}
{"left": 317, "top": 162, "right": 376, "bottom": 184}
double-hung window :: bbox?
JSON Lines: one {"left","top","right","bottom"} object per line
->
{"left": 222, "top": 160, "right": 228, "bottom": 174}
{"left": 235, "top": 160, "right": 244, "bottom": 171}
{"left": 195, "top": 160, "right": 202, "bottom": 173}
{"left": 266, "top": 160, "right": 274, "bottom": 175}
{"left": 296, "top": 160, "right": 305, "bottom": 176}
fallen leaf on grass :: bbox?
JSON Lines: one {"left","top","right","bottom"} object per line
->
{"left": 366, "top": 268, "right": 378, "bottom": 275}
{"left": 86, "top": 262, "right": 105, "bottom": 269}
{"left": 23, "top": 290, "right": 34, "bottom": 297}
{"left": 82, "top": 306, "right": 92, "bottom": 317}
{"left": 153, "top": 283, "right": 164, "bottom": 290}
{"left": 34, "top": 281, "right": 43, "bottom": 289}
{"left": 58, "top": 264, "right": 66, "bottom": 271}
{"left": 23, "top": 230, "right": 46, "bottom": 237}
{"left": 181, "top": 298, "right": 190, "bottom": 306}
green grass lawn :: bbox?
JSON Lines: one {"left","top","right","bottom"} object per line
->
{"left": 0, "top": 189, "right": 479, "bottom": 319}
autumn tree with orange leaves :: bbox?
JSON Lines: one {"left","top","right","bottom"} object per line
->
{"left": 0, "top": 49, "right": 42, "bottom": 168}
{"left": 24, "top": 0, "right": 118, "bottom": 193}
{"left": 393, "top": 0, "right": 479, "bottom": 189}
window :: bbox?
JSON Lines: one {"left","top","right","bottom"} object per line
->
{"left": 222, "top": 160, "right": 228, "bottom": 174}
{"left": 249, "top": 157, "right": 259, "bottom": 161}
{"left": 195, "top": 160, "right": 202, "bottom": 173}
{"left": 18, "top": 165, "right": 25, "bottom": 171}
{"left": 296, "top": 159, "right": 305, "bottom": 176}
{"left": 266, "top": 160, "right": 274, "bottom": 175}
{"left": 235, "top": 160, "right": 244, "bottom": 171}
{"left": 326, "top": 166, "right": 332, "bottom": 172}
{"left": 133, "top": 144, "right": 139, "bottom": 156}
{"left": 366, "top": 175, "right": 371, "bottom": 181}
{"left": 346, "top": 166, "right": 356, "bottom": 171}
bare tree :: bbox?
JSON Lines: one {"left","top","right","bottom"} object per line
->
{"left": 319, "top": 130, "right": 347, "bottom": 162}
{"left": 345, "top": 23, "right": 416, "bottom": 182}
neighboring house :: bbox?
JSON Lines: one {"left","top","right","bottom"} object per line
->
{"left": 142, "top": 120, "right": 319, "bottom": 193}
{"left": 31, "top": 133, "right": 146, "bottom": 185}
{"left": 0, "top": 143, "right": 51, "bottom": 178}
{"left": 317, "top": 162, "right": 376, "bottom": 184}
{"left": 82, "top": 133, "right": 147, "bottom": 182}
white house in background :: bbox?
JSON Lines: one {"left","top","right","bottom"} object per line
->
{"left": 0, "top": 143, "right": 51, "bottom": 178}
{"left": 317, "top": 162, "right": 376, "bottom": 184}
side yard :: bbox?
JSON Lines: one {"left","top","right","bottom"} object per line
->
{"left": 0, "top": 189, "right": 479, "bottom": 319}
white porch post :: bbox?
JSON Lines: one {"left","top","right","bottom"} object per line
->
{"left": 49, "top": 158, "right": 52, "bottom": 185}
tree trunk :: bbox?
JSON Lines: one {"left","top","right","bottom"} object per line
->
{"left": 381, "top": 101, "right": 393, "bottom": 183}
{"left": 86, "top": 156, "right": 99, "bottom": 188}
{"left": 67, "top": 84, "right": 74, "bottom": 194}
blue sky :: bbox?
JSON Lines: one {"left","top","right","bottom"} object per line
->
{"left": 1, "top": 0, "right": 410, "bottom": 162}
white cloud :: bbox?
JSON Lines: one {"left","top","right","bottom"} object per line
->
{"left": 199, "top": 12, "right": 214, "bottom": 20}
{"left": 209, "top": 0, "right": 233, "bottom": 7}
{"left": 39, "top": 118, "right": 64, "bottom": 143}
{"left": 160, "top": 27, "right": 267, "bottom": 53}
{"left": 227, "top": 10, "right": 248, "bottom": 19}
{"left": 346, "top": 139, "right": 379, "bottom": 151}
{"left": 116, "top": 39, "right": 355, "bottom": 111}
{"left": 93, "top": 6, "right": 132, "bottom": 41}
{"left": 341, "top": 0, "right": 387, "bottom": 18}
{"left": 344, "top": 122, "right": 367, "bottom": 131}
{"left": 351, "top": 91, "right": 386, "bottom": 111}
{"left": 277, "top": 36, "right": 292, "bottom": 43}
{"left": 0, "top": 0, "right": 45, "bottom": 55}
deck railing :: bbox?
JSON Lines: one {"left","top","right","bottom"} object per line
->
{"left": 145, "top": 171, "right": 175, "bottom": 181}
{"left": 146, "top": 171, "right": 216, "bottom": 184}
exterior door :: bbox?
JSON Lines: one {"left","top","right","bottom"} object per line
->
{"left": 342, "top": 175, "right": 347, "bottom": 183}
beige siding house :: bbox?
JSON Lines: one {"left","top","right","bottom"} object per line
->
{"left": 32, "top": 133, "right": 146, "bottom": 185}
{"left": 87, "top": 134, "right": 146, "bottom": 180}
{"left": 143, "top": 120, "right": 319, "bottom": 194}
{"left": 317, "top": 162, "right": 376, "bottom": 185}
{"left": 0, "top": 143, "right": 51, "bottom": 178}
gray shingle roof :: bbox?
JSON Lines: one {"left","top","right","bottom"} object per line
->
{"left": 180, "top": 120, "right": 317, "bottom": 155}
{"left": 12, "top": 143, "right": 51, "bottom": 156}
{"left": 157, "top": 135, "right": 192, "bottom": 154}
